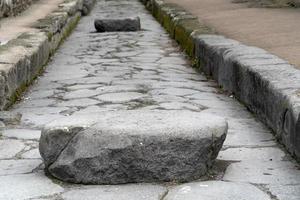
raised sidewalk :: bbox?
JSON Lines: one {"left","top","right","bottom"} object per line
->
{"left": 0, "top": 0, "right": 95, "bottom": 110}
{"left": 166, "top": 0, "right": 300, "bottom": 69}
{"left": 141, "top": 0, "right": 300, "bottom": 160}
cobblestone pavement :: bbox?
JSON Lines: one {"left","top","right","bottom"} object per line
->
{"left": 0, "top": 0, "right": 299, "bottom": 199}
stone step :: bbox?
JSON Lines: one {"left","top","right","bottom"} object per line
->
{"left": 39, "top": 110, "right": 227, "bottom": 184}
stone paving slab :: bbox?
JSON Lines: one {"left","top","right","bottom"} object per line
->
{"left": 0, "top": 0, "right": 299, "bottom": 199}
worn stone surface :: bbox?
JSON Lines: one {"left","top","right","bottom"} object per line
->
{"left": 2, "top": 129, "right": 41, "bottom": 140}
{"left": 0, "top": 173, "right": 64, "bottom": 200}
{"left": 95, "top": 17, "right": 141, "bottom": 32}
{"left": 165, "top": 181, "right": 271, "bottom": 200}
{"left": 41, "top": 111, "right": 227, "bottom": 184}
{"left": 0, "top": 139, "right": 25, "bottom": 159}
{"left": 0, "top": 0, "right": 298, "bottom": 199}
{"left": 0, "top": 159, "right": 42, "bottom": 175}
{"left": 193, "top": 33, "right": 300, "bottom": 159}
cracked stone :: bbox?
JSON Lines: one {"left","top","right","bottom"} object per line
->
{"left": 0, "top": 159, "right": 42, "bottom": 175}
{"left": 266, "top": 185, "right": 300, "bottom": 200}
{"left": 40, "top": 110, "right": 227, "bottom": 184}
{"left": 223, "top": 160, "right": 300, "bottom": 184}
{"left": 64, "top": 89, "right": 98, "bottom": 99}
{"left": 95, "top": 92, "right": 147, "bottom": 103}
{"left": 0, "top": 139, "right": 25, "bottom": 159}
{"left": 21, "top": 148, "right": 41, "bottom": 159}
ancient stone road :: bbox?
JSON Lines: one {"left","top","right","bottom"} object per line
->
{"left": 0, "top": 0, "right": 299, "bottom": 199}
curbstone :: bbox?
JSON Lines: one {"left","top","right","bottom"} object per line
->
{"left": 141, "top": 0, "right": 300, "bottom": 160}
{"left": 0, "top": 0, "right": 95, "bottom": 110}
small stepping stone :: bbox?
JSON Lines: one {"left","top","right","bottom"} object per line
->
{"left": 94, "top": 17, "right": 141, "bottom": 32}
{"left": 39, "top": 110, "right": 227, "bottom": 184}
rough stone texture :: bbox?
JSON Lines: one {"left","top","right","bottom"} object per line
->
{"left": 40, "top": 111, "right": 227, "bottom": 184}
{"left": 0, "top": 139, "right": 25, "bottom": 159}
{"left": 94, "top": 17, "right": 141, "bottom": 32}
{"left": 0, "top": 0, "right": 37, "bottom": 18}
{"left": 0, "top": 0, "right": 298, "bottom": 199}
{"left": 165, "top": 181, "right": 271, "bottom": 200}
{"left": 193, "top": 34, "right": 300, "bottom": 160}
{"left": 142, "top": 0, "right": 300, "bottom": 160}
{"left": 0, "top": 0, "right": 95, "bottom": 110}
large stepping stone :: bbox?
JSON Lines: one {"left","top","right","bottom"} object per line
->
{"left": 39, "top": 110, "right": 227, "bottom": 184}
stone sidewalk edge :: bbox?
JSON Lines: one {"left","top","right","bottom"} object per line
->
{"left": 141, "top": 0, "right": 300, "bottom": 160}
{"left": 0, "top": 0, "right": 96, "bottom": 110}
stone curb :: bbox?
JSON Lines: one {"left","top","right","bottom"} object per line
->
{"left": 141, "top": 0, "right": 300, "bottom": 160}
{"left": 0, "top": 0, "right": 96, "bottom": 110}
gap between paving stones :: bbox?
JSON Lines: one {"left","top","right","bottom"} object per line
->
{"left": 0, "top": 0, "right": 96, "bottom": 111}
{"left": 140, "top": 0, "right": 300, "bottom": 161}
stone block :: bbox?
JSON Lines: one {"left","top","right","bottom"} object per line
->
{"left": 40, "top": 111, "right": 227, "bottom": 184}
{"left": 94, "top": 17, "right": 141, "bottom": 32}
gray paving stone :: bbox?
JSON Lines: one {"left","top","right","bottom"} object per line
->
{"left": 223, "top": 160, "right": 300, "bottom": 184}
{"left": 267, "top": 185, "right": 300, "bottom": 200}
{"left": 0, "top": 139, "right": 25, "bottom": 159}
{"left": 2, "top": 129, "right": 41, "bottom": 140}
{"left": 21, "top": 148, "right": 41, "bottom": 159}
{"left": 165, "top": 181, "right": 271, "bottom": 200}
{"left": 0, "top": 173, "right": 63, "bottom": 200}
{"left": 218, "top": 147, "right": 285, "bottom": 161}
{"left": 62, "top": 184, "right": 167, "bottom": 200}
{"left": 0, "top": 159, "right": 42, "bottom": 175}
{"left": 95, "top": 92, "right": 147, "bottom": 103}
{"left": 63, "top": 89, "right": 98, "bottom": 99}
{"left": 56, "top": 98, "right": 99, "bottom": 107}
{"left": 0, "top": 0, "right": 297, "bottom": 198}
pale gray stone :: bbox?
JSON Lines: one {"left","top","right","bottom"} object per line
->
{"left": 62, "top": 184, "right": 167, "bottom": 200}
{"left": 151, "top": 88, "right": 198, "bottom": 96}
{"left": 2, "top": 129, "right": 41, "bottom": 140}
{"left": 165, "top": 181, "right": 271, "bottom": 200}
{"left": 41, "top": 111, "right": 227, "bottom": 184}
{"left": 218, "top": 147, "right": 285, "bottom": 161}
{"left": 64, "top": 89, "right": 98, "bottom": 99}
{"left": 95, "top": 92, "right": 147, "bottom": 103}
{"left": 267, "top": 185, "right": 300, "bottom": 200}
{"left": 56, "top": 98, "right": 99, "bottom": 107}
{"left": 223, "top": 160, "right": 300, "bottom": 184}
{"left": 21, "top": 148, "right": 41, "bottom": 159}
{"left": 0, "top": 173, "right": 63, "bottom": 200}
{"left": 0, "top": 139, "right": 25, "bottom": 159}
{"left": 0, "top": 159, "right": 42, "bottom": 175}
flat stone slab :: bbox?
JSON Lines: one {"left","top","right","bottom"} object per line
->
{"left": 39, "top": 110, "right": 227, "bottom": 184}
{"left": 94, "top": 17, "right": 141, "bottom": 32}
